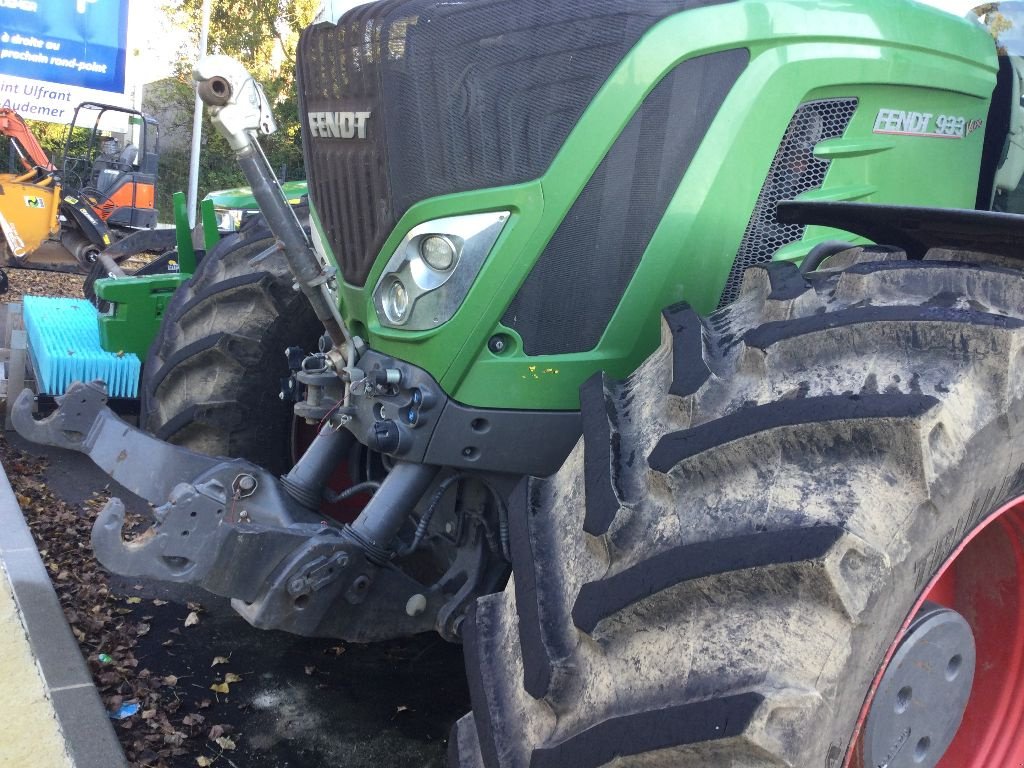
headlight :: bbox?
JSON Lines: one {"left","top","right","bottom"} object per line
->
{"left": 420, "top": 235, "right": 456, "bottom": 271}
{"left": 381, "top": 278, "right": 410, "bottom": 324}
{"left": 373, "top": 211, "right": 509, "bottom": 331}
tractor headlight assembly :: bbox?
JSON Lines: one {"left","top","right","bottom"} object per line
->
{"left": 373, "top": 211, "right": 509, "bottom": 330}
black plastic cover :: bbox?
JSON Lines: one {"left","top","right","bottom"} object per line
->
{"left": 501, "top": 49, "right": 748, "bottom": 356}
{"left": 777, "top": 200, "right": 1024, "bottom": 261}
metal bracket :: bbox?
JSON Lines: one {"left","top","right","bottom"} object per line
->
{"left": 193, "top": 54, "right": 277, "bottom": 151}
{"left": 11, "top": 382, "right": 219, "bottom": 503}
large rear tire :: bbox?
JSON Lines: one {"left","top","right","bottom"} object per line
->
{"left": 140, "top": 217, "right": 321, "bottom": 475}
{"left": 452, "top": 248, "right": 1024, "bottom": 767}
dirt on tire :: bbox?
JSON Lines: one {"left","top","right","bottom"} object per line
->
{"left": 140, "top": 216, "right": 322, "bottom": 475}
{"left": 451, "top": 247, "right": 1024, "bottom": 767}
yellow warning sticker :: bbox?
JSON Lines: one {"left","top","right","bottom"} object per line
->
{"left": 24, "top": 196, "right": 44, "bottom": 208}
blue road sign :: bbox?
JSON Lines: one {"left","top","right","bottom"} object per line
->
{"left": 0, "top": 0, "right": 128, "bottom": 95}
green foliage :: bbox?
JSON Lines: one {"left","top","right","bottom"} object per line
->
{"left": 152, "top": 0, "right": 317, "bottom": 220}
{"left": 974, "top": 4, "right": 1015, "bottom": 53}
{"left": 0, "top": 120, "right": 92, "bottom": 174}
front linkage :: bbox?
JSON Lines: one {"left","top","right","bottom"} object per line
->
{"left": 11, "top": 57, "right": 511, "bottom": 643}
{"left": 11, "top": 383, "right": 502, "bottom": 642}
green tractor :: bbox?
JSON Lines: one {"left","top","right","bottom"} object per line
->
{"left": 203, "top": 179, "right": 308, "bottom": 232}
{"left": 16, "top": 1, "right": 1024, "bottom": 765}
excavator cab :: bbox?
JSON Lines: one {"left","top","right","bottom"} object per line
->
{"left": 59, "top": 102, "right": 160, "bottom": 230}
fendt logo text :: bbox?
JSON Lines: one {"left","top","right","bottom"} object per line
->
{"left": 307, "top": 111, "right": 371, "bottom": 139}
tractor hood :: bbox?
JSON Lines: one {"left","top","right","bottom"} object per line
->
{"left": 295, "top": 0, "right": 736, "bottom": 288}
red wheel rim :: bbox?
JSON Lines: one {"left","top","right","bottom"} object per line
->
{"left": 846, "top": 494, "right": 1024, "bottom": 767}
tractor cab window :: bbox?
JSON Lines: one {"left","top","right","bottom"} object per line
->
{"left": 974, "top": 3, "right": 1024, "bottom": 212}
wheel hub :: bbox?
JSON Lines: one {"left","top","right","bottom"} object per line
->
{"left": 863, "top": 602, "right": 976, "bottom": 768}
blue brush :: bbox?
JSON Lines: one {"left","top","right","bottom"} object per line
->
{"left": 22, "top": 296, "right": 141, "bottom": 398}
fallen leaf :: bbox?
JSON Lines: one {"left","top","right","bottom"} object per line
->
{"left": 223, "top": 673, "right": 242, "bottom": 684}
{"left": 184, "top": 611, "right": 199, "bottom": 627}
{"left": 136, "top": 623, "right": 150, "bottom": 637}
{"left": 304, "top": 665, "right": 315, "bottom": 675}
{"left": 198, "top": 699, "right": 212, "bottom": 709}
{"left": 326, "top": 645, "right": 346, "bottom": 656}
{"left": 210, "top": 656, "right": 229, "bottom": 667}
{"left": 208, "top": 724, "right": 225, "bottom": 740}
{"left": 163, "top": 731, "right": 186, "bottom": 747}
{"left": 152, "top": 599, "right": 167, "bottom": 606}
{"left": 162, "top": 675, "right": 178, "bottom": 687}
{"left": 196, "top": 758, "right": 212, "bottom": 767}
{"left": 126, "top": 597, "right": 142, "bottom": 604}
{"left": 214, "top": 736, "right": 236, "bottom": 750}
{"left": 209, "top": 682, "right": 230, "bottom": 694}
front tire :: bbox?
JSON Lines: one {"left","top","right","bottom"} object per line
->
{"left": 453, "top": 248, "right": 1024, "bottom": 767}
{"left": 140, "top": 217, "right": 321, "bottom": 474}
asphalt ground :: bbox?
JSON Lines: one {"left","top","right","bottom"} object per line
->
{"left": 3, "top": 430, "right": 471, "bottom": 768}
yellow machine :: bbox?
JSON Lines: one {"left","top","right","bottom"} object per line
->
{"left": 0, "top": 103, "right": 161, "bottom": 275}
{"left": 0, "top": 167, "right": 63, "bottom": 262}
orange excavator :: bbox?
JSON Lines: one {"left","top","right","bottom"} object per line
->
{"left": 0, "top": 102, "right": 169, "bottom": 275}
{"left": 0, "top": 108, "right": 56, "bottom": 173}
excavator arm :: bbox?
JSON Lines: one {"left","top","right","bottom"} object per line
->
{"left": 0, "top": 109, "right": 55, "bottom": 172}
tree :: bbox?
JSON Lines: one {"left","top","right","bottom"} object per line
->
{"left": 153, "top": 0, "right": 318, "bottom": 218}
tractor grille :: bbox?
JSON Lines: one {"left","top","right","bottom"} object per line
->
{"left": 719, "top": 98, "right": 859, "bottom": 306}
{"left": 297, "top": 0, "right": 733, "bottom": 287}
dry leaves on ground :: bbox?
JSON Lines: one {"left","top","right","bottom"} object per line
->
{"left": 1, "top": 268, "right": 84, "bottom": 304}
{"left": 0, "top": 437, "right": 237, "bottom": 768}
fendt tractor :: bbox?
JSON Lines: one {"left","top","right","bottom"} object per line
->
{"left": 15, "top": 0, "right": 1024, "bottom": 765}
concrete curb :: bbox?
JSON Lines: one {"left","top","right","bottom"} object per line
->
{"left": 0, "top": 464, "right": 127, "bottom": 768}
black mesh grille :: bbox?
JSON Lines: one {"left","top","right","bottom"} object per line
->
{"left": 297, "top": 0, "right": 734, "bottom": 286}
{"left": 501, "top": 50, "right": 748, "bottom": 357}
{"left": 719, "top": 98, "right": 859, "bottom": 306}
